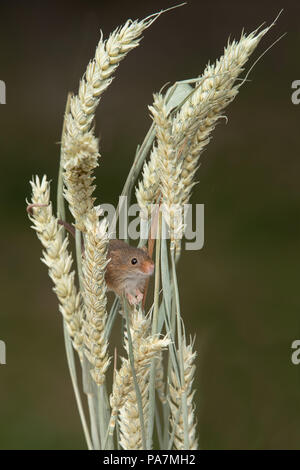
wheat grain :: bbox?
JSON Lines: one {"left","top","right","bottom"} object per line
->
{"left": 155, "top": 351, "right": 167, "bottom": 405}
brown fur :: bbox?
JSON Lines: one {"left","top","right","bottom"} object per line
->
{"left": 105, "top": 239, "right": 154, "bottom": 298}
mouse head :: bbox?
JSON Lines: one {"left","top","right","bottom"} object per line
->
{"left": 128, "top": 245, "right": 155, "bottom": 276}
{"left": 108, "top": 239, "right": 154, "bottom": 279}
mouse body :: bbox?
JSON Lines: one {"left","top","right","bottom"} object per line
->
{"left": 105, "top": 239, "right": 154, "bottom": 305}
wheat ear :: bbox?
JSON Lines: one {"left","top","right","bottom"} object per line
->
{"left": 169, "top": 339, "right": 198, "bottom": 450}
{"left": 149, "top": 93, "right": 185, "bottom": 246}
{"left": 136, "top": 23, "right": 273, "bottom": 216}
{"left": 27, "top": 176, "right": 83, "bottom": 356}
{"left": 174, "top": 25, "right": 273, "bottom": 205}
{"left": 108, "top": 309, "right": 169, "bottom": 445}
{"left": 82, "top": 209, "right": 110, "bottom": 385}
{"left": 118, "top": 310, "right": 170, "bottom": 450}
{"left": 62, "top": 13, "right": 163, "bottom": 231}
{"left": 135, "top": 145, "right": 160, "bottom": 220}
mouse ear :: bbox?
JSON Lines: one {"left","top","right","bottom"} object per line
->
{"left": 140, "top": 245, "right": 149, "bottom": 254}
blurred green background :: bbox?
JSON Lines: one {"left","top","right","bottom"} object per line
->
{"left": 0, "top": 0, "right": 300, "bottom": 450}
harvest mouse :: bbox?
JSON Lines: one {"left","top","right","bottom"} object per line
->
{"left": 105, "top": 239, "right": 154, "bottom": 305}
{"left": 54, "top": 219, "right": 154, "bottom": 305}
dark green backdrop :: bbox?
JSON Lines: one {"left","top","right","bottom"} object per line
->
{"left": 0, "top": 0, "right": 300, "bottom": 449}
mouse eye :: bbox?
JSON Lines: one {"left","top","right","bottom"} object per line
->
{"left": 131, "top": 258, "right": 138, "bottom": 265}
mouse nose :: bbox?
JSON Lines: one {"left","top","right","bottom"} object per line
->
{"left": 143, "top": 261, "right": 154, "bottom": 275}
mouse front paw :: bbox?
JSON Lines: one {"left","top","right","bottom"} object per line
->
{"left": 126, "top": 293, "right": 139, "bottom": 305}
{"left": 126, "top": 290, "right": 143, "bottom": 305}
{"left": 135, "top": 289, "right": 144, "bottom": 303}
